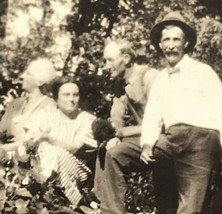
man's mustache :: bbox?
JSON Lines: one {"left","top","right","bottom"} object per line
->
{"left": 165, "top": 51, "right": 179, "bottom": 55}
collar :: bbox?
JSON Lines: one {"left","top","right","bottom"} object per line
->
{"left": 166, "top": 54, "right": 190, "bottom": 75}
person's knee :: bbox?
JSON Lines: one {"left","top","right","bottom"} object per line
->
{"left": 106, "top": 148, "right": 121, "bottom": 165}
{"left": 107, "top": 143, "right": 127, "bottom": 161}
{"left": 105, "top": 145, "right": 131, "bottom": 172}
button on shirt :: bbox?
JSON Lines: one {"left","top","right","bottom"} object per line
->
{"left": 141, "top": 55, "right": 222, "bottom": 148}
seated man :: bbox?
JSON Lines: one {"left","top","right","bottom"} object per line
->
{"left": 94, "top": 39, "right": 159, "bottom": 214}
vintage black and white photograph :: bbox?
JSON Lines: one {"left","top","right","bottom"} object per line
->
{"left": 0, "top": 0, "right": 222, "bottom": 213}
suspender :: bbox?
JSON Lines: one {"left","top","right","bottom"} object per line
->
{"left": 126, "top": 95, "right": 142, "bottom": 125}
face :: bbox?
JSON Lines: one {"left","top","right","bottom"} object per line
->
{"left": 159, "top": 26, "right": 187, "bottom": 67}
{"left": 21, "top": 68, "right": 39, "bottom": 92}
{"left": 103, "top": 43, "right": 127, "bottom": 78}
{"left": 57, "top": 83, "right": 80, "bottom": 116}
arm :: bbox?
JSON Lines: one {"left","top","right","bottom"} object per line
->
{"left": 51, "top": 113, "right": 97, "bottom": 154}
{"left": 115, "top": 125, "right": 141, "bottom": 137}
{"left": 0, "top": 141, "right": 23, "bottom": 151}
{"left": 140, "top": 76, "right": 163, "bottom": 163}
{"left": 53, "top": 140, "right": 82, "bottom": 154}
{"left": 43, "top": 133, "right": 82, "bottom": 154}
{"left": 110, "top": 95, "right": 142, "bottom": 137}
{"left": 22, "top": 107, "right": 52, "bottom": 149}
{"left": 116, "top": 68, "right": 159, "bottom": 138}
{"left": 201, "top": 65, "right": 222, "bottom": 145}
{"left": 110, "top": 96, "right": 127, "bottom": 128}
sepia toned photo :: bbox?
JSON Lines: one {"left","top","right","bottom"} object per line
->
{"left": 0, "top": 1, "right": 222, "bottom": 213}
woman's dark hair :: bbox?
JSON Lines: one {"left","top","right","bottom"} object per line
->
{"left": 51, "top": 75, "right": 82, "bottom": 104}
{"left": 39, "top": 83, "right": 53, "bottom": 96}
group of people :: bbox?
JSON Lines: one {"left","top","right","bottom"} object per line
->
{"left": 1, "top": 11, "right": 222, "bottom": 214}
{"left": 0, "top": 59, "right": 97, "bottom": 208}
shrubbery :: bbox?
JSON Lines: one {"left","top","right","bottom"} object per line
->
{"left": 0, "top": 148, "right": 76, "bottom": 213}
{"left": 0, "top": 0, "right": 222, "bottom": 116}
{"left": 0, "top": 0, "right": 221, "bottom": 213}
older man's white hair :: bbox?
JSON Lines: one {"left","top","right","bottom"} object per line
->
{"left": 27, "top": 58, "right": 57, "bottom": 86}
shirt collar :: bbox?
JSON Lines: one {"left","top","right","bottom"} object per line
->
{"left": 166, "top": 54, "right": 190, "bottom": 75}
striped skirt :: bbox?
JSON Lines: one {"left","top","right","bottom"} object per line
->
{"left": 36, "top": 141, "right": 92, "bottom": 208}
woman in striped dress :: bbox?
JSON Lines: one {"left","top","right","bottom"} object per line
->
{"left": 21, "top": 75, "right": 97, "bottom": 208}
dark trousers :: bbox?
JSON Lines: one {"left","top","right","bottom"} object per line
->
{"left": 154, "top": 124, "right": 222, "bottom": 214}
{"left": 94, "top": 137, "right": 150, "bottom": 214}
{"left": 94, "top": 124, "right": 221, "bottom": 214}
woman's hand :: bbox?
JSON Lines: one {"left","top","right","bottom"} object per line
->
{"left": 23, "top": 131, "right": 49, "bottom": 152}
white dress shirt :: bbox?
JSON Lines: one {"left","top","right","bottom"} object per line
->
{"left": 140, "top": 54, "right": 222, "bottom": 148}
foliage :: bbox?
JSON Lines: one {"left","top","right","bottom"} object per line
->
{"left": 0, "top": 0, "right": 222, "bottom": 113}
{"left": 0, "top": 149, "right": 76, "bottom": 214}
{"left": 0, "top": 0, "right": 222, "bottom": 213}
{"left": 125, "top": 171, "right": 155, "bottom": 213}
{"left": 64, "top": 0, "right": 222, "bottom": 118}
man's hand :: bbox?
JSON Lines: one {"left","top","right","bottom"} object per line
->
{"left": 106, "top": 137, "right": 121, "bottom": 150}
{"left": 140, "top": 144, "right": 155, "bottom": 164}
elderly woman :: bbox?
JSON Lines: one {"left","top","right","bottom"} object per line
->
{"left": 19, "top": 75, "right": 98, "bottom": 209}
{"left": 0, "top": 58, "right": 56, "bottom": 150}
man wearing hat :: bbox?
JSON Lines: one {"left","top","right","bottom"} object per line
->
{"left": 140, "top": 11, "right": 222, "bottom": 213}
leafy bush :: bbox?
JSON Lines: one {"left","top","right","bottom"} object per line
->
{"left": 0, "top": 149, "right": 76, "bottom": 213}
{"left": 0, "top": 0, "right": 222, "bottom": 213}
{"left": 1, "top": 0, "right": 222, "bottom": 114}
{"left": 125, "top": 171, "right": 156, "bottom": 213}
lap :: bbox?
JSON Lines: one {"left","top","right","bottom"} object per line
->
{"left": 107, "top": 137, "right": 141, "bottom": 159}
{"left": 107, "top": 137, "right": 151, "bottom": 172}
